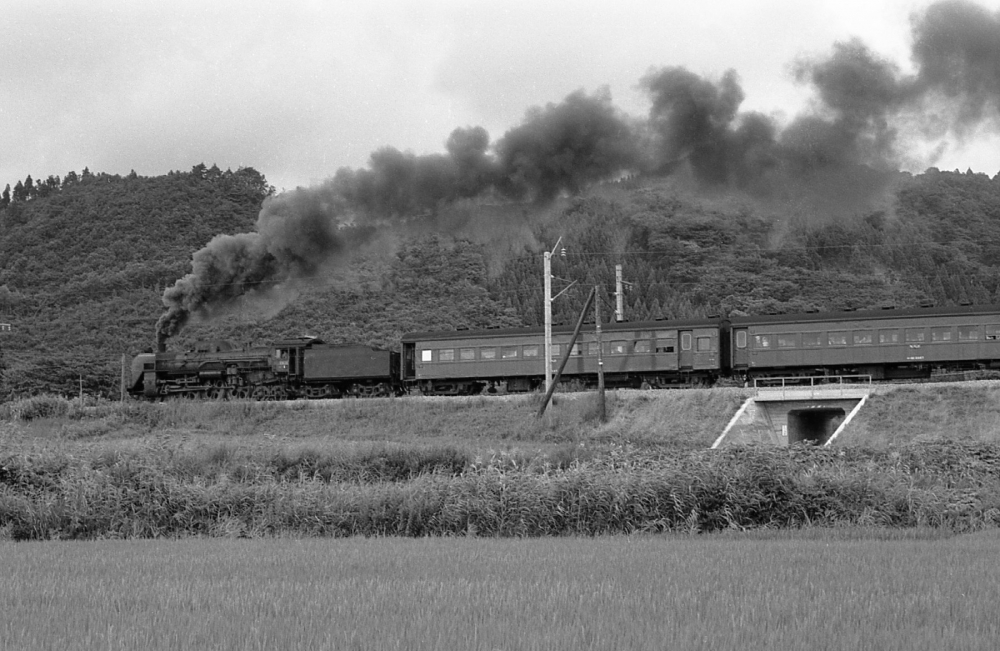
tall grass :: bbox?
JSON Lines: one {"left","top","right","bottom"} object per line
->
{"left": 3, "top": 441, "right": 999, "bottom": 540}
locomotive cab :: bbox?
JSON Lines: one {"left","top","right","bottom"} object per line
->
{"left": 271, "top": 337, "right": 321, "bottom": 378}
{"left": 272, "top": 345, "right": 304, "bottom": 376}
{"left": 129, "top": 352, "right": 158, "bottom": 398}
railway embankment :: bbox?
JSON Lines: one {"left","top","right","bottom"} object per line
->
{"left": 4, "top": 381, "right": 1000, "bottom": 451}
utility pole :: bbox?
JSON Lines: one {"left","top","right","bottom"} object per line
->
{"left": 544, "top": 245, "right": 554, "bottom": 393}
{"left": 615, "top": 265, "right": 624, "bottom": 322}
{"left": 544, "top": 237, "right": 574, "bottom": 394}
{"left": 0, "top": 323, "right": 9, "bottom": 397}
{"left": 595, "top": 287, "right": 606, "bottom": 422}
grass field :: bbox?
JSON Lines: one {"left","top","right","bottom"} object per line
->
{"left": 4, "top": 388, "right": 1000, "bottom": 539}
{"left": 3, "top": 529, "right": 999, "bottom": 651}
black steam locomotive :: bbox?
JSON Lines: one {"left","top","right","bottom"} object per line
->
{"left": 129, "top": 337, "right": 400, "bottom": 400}
{"left": 130, "top": 303, "right": 1000, "bottom": 400}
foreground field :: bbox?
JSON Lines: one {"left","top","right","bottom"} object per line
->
{"left": 4, "top": 389, "right": 1000, "bottom": 539}
{"left": 3, "top": 530, "right": 999, "bottom": 651}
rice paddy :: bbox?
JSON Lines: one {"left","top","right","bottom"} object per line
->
{"left": 2, "top": 530, "right": 999, "bottom": 651}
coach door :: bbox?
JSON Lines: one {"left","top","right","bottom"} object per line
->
{"left": 679, "top": 330, "right": 694, "bottom": 369}
{"left": 732, "top": 327, "right": 749, "bottom": 368}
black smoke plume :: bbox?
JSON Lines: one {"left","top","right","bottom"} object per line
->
{"left": 156, "top": 183, "right": 365, "bottom": 345}
{"left": 639, "top": 0, "right": 1000, "bottom": 194}
{"left": 911, "top": 0, "right": 1000, "bottom": 132}
{"left": 331, "top": 126, "right": 497, "bottom": 218}
{"left": 158, "top": 0, "right": 1000, "bottom": 342}
{"left": 494, "top": 88, "right": 641, "bottom": 200}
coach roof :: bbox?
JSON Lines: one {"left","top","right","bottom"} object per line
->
{"left": 401, "top": 316, "right": 723, "bottom": 343}
{"left": 728, "top": 303, "right": 1000, "bottom": 327}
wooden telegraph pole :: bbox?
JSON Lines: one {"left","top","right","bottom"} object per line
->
{"left": 595, "top": 286, "right": 606, "bottom": 422}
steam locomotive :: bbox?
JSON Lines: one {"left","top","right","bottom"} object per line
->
{"left": 129, "top": 303, "right": 1000, "bottom": 400}
{"left": 129, "top": 337, "right": 400, "bottom": 400}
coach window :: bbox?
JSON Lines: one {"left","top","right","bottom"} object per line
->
{"left": 931, "top": 327, "right": 953, "bottom": 342}
{"left": 853, "top": 331, "right": 873, "bottom": 345}
{"left": 776, "top": 334, "right": 796, "bottom": 348}
{"left": 523, "top": 345, "right": 539, "bottom": 358}
{"left": 481, "top": 347, "right": 497, "bottom": 360}
{"left": 681, "top": 333, "right": 693, "bottom": 351}
{"left": 735, "top": 331, "right": 747, "bottom": 349}
{"left": 587, "top": 342, "right": 600, "bottom": 356}
{"left": 610, "top": 341, "right": 627, "bottom": 355}
{"left": 439, "top": 349, "right": 455, "bottom": 362}
{"left": 753, "top": 334, "right": 771, "bottom": 349}
{"left": 986, "top": 325, "right": 1000, "bottom": 341}
{"left": 958, "top": 326, "right": 980, "bottom": 341}
{"left": 569, "top": 343, "right": 582, "bottom": 357}
{"left": 635, "top": 340, "right": 651, "bottom": 353}
{"left": 501, "top": 346, "right": 518, "bottom": 359}
{"left": 802, "top": 332, "right": 821, "bottom": 347}
{"left": 828, "top": 332, "right": 848, "bottom": 346}
{"left": 459, "top": 348, "right": 476, "bottom": 361}
{"left": 551, "top": 344, "right": 561, "bottom": 357}
{"left": 879, "top": 329, "right": 900, "bottom": 344}
{"left": 656, "top": 338, "right": 676, "bottom": 353}
{"left": 696, "top": 337, "right": 712, "bottom": 352}
{"left": 905, "top": 328, "right": 926, "bottom": 343}
{"left": 421, "top": 349, "right": 433, "bottom": 362}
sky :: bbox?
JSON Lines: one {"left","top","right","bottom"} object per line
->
{"left": 3, "top": 0, "right": 1000, "bottom": 194}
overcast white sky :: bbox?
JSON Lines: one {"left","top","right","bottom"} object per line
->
{"left": 3, "top": 0, "right": 1000, "bottom": 194}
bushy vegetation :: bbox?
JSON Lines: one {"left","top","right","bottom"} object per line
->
{"left": 3, "top": 441, "right": 998, "bottom": 541}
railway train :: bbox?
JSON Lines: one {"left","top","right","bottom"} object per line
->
{"left": 129, "top": 303, "right": 1000, "bottom": 400}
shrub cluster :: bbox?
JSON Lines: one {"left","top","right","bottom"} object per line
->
{"left": 0, "top": 395, "right": 75, "bottom": 421}
{"left": 2, "top": 441, "right": 999, "bottom": 540}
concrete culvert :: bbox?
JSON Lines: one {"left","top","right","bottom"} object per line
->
{"left": 787, "top": 408, "right": 846, "bottom": 445}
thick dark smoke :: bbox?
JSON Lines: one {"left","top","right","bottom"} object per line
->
{"left": 911, "top": 0, "right": 1000, "bottom": 132}
{"left": 641, "top": 67, "right": 748, "bottom": 183}
{"left": 644, "top": 0, "right": 1000, "bottom": 194}
{"left": 158, "top": 0, "right": 1000, "bottom": 342}
{"left": 331, "top": 126, "right": 497, "bottom": 217}
{"left": 494, "top": 88, "right": 641, "bottom": 200}
{"left": 156, "top": 183, "right": 363, "bottom": 344}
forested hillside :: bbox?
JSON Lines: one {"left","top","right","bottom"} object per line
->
{"left": 0, "top": 166, "right": 272, "bottom": 396}
{"left": 3, "top": 165, "right": 1000, "bottom": 398}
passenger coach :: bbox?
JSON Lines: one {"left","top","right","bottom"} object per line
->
{"left": 730, "top": 304, "right": 1000, "bottom": 381}
{"left": 401, "top": 318, "right": 725, "bottom": 395}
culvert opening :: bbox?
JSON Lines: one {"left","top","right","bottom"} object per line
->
{"left": 787, "top": 408, "right": 846, "bottom": 445}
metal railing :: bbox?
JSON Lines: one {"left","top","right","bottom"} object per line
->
{"left": 753, "top": 375, "right": 872, "bottom": 399}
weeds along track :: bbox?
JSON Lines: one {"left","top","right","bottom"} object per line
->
{"left": 2, "top": 438, "right": 1000, "bottom": 540}
{"left": 4, "top": 386, "right": 1000, "bottom": 539}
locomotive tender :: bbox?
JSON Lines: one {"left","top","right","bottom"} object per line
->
{"left": 130, "top": 303, "right": 1000, "bottom": 400}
